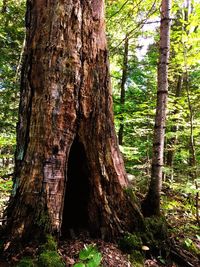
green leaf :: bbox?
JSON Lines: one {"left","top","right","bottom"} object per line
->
{"left": 86, "top": 253, "right": 102, "bottom": 267}
{"left": 79, "top": 245, "right": 97, "bottom": 260}
{"left": 74, "top": 263, "right": 86, "bottom": 267}
{"left": 184, "top": 238, "right": 193, "bottom": 248}
{"left": 158, "top": 256, "right": 166, "bottom": 265}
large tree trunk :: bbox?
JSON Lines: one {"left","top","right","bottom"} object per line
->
{"left": 5, "top": 0, "right": 142, "bottom": 244}
{"left": 142, "top": 0, "right": 171, "bottom": 217}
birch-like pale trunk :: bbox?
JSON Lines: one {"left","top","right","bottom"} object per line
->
{"left": 142, "top": 0, "right": 171, "bottom": 216}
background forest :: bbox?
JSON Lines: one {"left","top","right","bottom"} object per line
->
{"left": 0, "top": 0, "right": 200, "bottom": 266}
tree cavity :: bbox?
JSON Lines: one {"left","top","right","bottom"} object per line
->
{"left": 61, "top": 137, "right": 90, "bottom": 237}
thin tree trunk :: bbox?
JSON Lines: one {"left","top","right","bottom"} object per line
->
{"left": 1, "top": 0, "right": 7, "bottom": 13}
{"left": 5, "top": 0, "right": 142, "bottom": 246}
{"left": 166, "top": 74, "right": 183, "bottom": 180}
{"left": 118, "top": 36, "right": 129, "bottom": 146}
{"left": 142, "top": 0, "right": 171, "bottom": 217}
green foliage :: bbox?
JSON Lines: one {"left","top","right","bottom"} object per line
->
{"left": 16, "top": 235, "right": 64, "bottom": 267}
{"left": 0, "top": 179, "right": 12, "bottom": 192}
{"left": 130, "top": 250, "right": 144, "bottom": 267}
{"left": 74, "top": 245, "right": 102, "bottom": 267}
{"left": 162, "top": 180, "right": 198, "bottom": 218}
{"left": 37, "top": 235, "right": 64, "bottom": 267}
{"left": 183, "top": 238, "right": 200, "bottom": 256}
{"left": 157, "top": 255, "right": 166, "bottom": 265}
{"left": 0, "top": 0, "right": 25, "bottom": 131}
{"left": 0, "top": 0, "right": 25, "bottom": 176}
{"left": 40, "top": 235, "right": 57, "bottom": 251}
{"left": 0, "top": 179, "right": 12, "bottom": 217}
{"left": 141, "top": 217, "right": 168, "bottom": 249}
{"left": 124, "top": 186, "right": 137, "bottom": 203}
{"left": 74, "top": 263, "right": 85, "bottom": 267}
{"left": 38, "top": 251, "right": 65, "bottom": 267}
{"left": 16, "top": 257, "right": 35, "bottom": 267}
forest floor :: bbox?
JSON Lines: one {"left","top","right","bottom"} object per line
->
{"left": 0, "top": 178, "right": 199, "bottom": 266}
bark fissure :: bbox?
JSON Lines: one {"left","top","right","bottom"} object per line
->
{"left": 6, "top": 0, "right": 143, "bottom": 245}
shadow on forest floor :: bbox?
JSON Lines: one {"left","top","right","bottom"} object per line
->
{"left": 0, "top": 178, "right": 199, "bottom": 266}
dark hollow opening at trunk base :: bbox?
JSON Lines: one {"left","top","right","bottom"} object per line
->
{"left": 61, "top": 137, "right": 90, "bottom": 237}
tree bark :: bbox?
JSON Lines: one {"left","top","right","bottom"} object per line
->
{"left": 142, "top": 0, "right": 171, "bottom": 217}
{"left": 5, "top": 0, "right": 142, "bottom": 245}
{"left": 118, "top": 36, "right": 129, "bottom": 146}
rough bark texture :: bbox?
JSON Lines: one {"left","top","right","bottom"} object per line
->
{"left": 6, "top": 0, "right": 142, "bottom": 244}
{"left": 118, "top": 36, "right": 129, "bottom": 146}
{"left": 142, "top": 0, "right": 171, "bottom": 216}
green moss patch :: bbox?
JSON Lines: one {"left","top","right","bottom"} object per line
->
{"left": 40, "top": 234, "right": 57, "bottom": 251}
{"left": 140, "top": 216, "right": 168, "bottom": 248}
{"left": 17, "top": 235, "right": 64, "bottom": 267}
{"left": 130, "top": 250, "right": 145, "bottom": 267}
{"left": 16, "top": 257, "right": 35, "bottom": 267}
{"left": 119, "top": 232, "right": 142, "bottom": 253}
{"left": 38, "top": 250, "right": 65, "bottom": 267}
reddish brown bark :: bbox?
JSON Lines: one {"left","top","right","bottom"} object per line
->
{"left": 5, "top": 0, "right": 142, "bottom": 245}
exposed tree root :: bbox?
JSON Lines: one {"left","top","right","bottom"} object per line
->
{"left": 169, "top": 238, "right": 200, "bottom": 267}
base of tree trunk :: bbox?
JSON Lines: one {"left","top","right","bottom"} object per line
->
{"left": 142, "top": 199, "right": 160, "bottom": 218}
{"left": 3, "top": 0, "right": 145, "bottom": 252}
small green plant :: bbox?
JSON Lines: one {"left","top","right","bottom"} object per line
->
{"left": 130, "top": 250, "right": 144, "bottom": 267}
{"left": 40, "top": 234, "right": 57, "bottom": 251}
{"left": 37, "top": 234, "right": 65, "bottom": 267}
{"left": 74, "top": 244, "right": 102, "bottom": 267}
{"left": 183, "top": 238, "right": 200, "bottom": 256}
{"left": 157, "top": 255, "right": 166, "bottom": 265}
{"left": 16, "top": 257, "right": 35, "bottom": 267}
{"left": 38, "top": 250, "right": 65, "bottom": 267}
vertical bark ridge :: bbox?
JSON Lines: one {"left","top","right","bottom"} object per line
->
{"left": 6, "top": 0, "right": 143, "bottom": 243}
